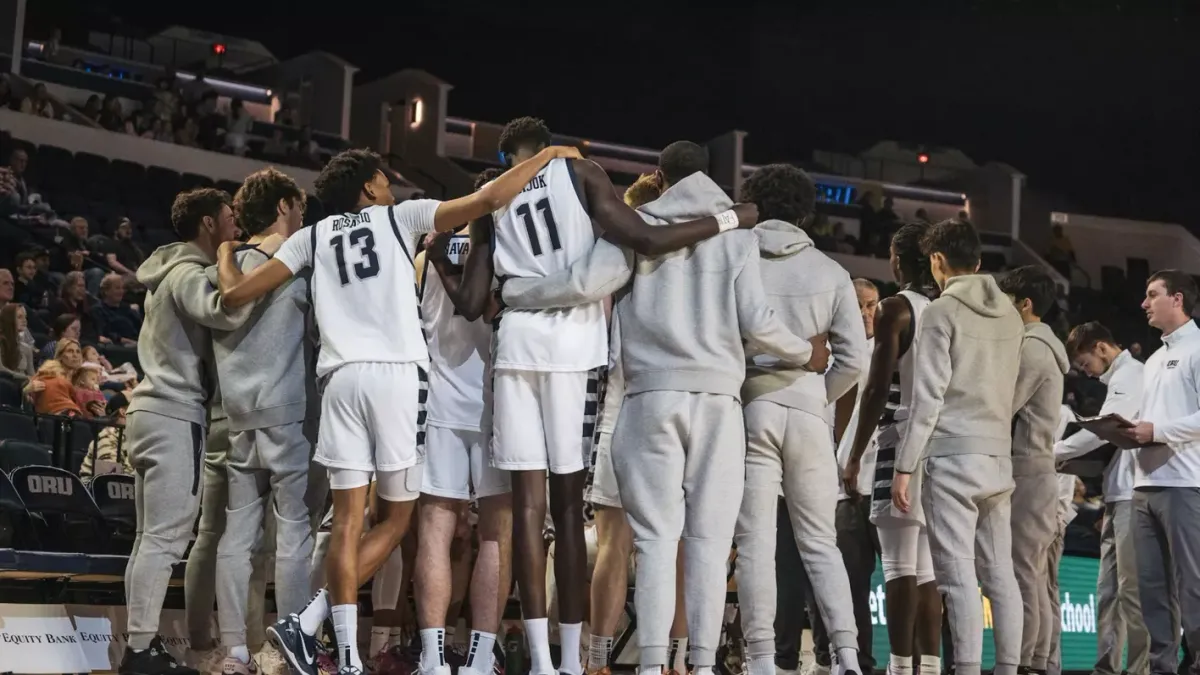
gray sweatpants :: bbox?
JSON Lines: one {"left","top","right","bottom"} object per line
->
{"left": 125, "top": 411, "right": 208, "bottom": 651}
{"left": 1132, "top": 487, "right": 1200, "bottom": 675}
{"left": 1095, "top": 500, "right": 1150, "bottom": 675}
{"left": 1011, "top": 471, "right": 1059, "bottom": 669}
{"left": 1044, "top": 528, "right": 1064, "bottom": 675}
{"left": 734, "top": 401, "right": 858, "bottom": 661}
{"left": 612, "top": 390, "right": 745, "bottom": 669}
{"left": 216, "top": 422, "right": 316, "bottom": 647}
{"left": 921, "top": 454, "right": 1023, "bottom": 675}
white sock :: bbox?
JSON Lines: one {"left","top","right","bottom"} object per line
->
{"left": 588, "top": 634, "right": 613, "bottom": 669}
{"left": 389, "top": 627, "right": 406, "bottom": 648}
{"left": 889, "top": 654, "right": 913, "bottom": 675}
{"left": 229, "top": 644, "right": 251, "bottom": 665}
{"left": 918, "top": 656, "right": 941, "bottom": 675}
{"left": 466, "top": 630, "right": 497, "bottom": 672}
{"left": 694, "top": 667, "right": 714, "bottom": 675}
{"left": 299, "top": 589, "right": 331, "bottom": 636}
{"left": 640, "top": 667, "right": 665, "bottom": 675}
{"left": 837, "top": 648, "right": 862, "bottom": 675}
{"left": 669, "top": 637, "right": 688, "bottom": 673}
{"left": 559, "top": 622, "right": 583, "bottom": 675}
{"left": 525, "top": 618, "right": 554, "bottom": 675}
{"left": 420, "top": 627, "right": 446, "bottom": 669}
{"left": 369, "top": 627, "right": 390, "bottom": 657}
{"left": 332, "top": 604, "right": 362, "bottom": 671}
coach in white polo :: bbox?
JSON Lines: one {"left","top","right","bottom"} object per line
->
{"left": 1120, "top": 269, "right": 1200, "bottom": 675}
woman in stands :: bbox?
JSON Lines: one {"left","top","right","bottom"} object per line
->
{"left": 37, "top": 313, "right": 80, "bottom": 363}
{"left": 48, "top": 271, "right": 99, "bottom": 345}
{"left": 29, "top": 337, "right": 99, "bottom": 417}
{"left": 0, "top": 303, "right": 34, "bottom": 382}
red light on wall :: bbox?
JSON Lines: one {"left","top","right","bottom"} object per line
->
{"left": 212, "top": 43, "right": 226, "bottom": 55}
{"left": 917, "top": 152, "right": 930, "bottom": 164}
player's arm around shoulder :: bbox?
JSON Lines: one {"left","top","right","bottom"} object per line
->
{"left": 216, "top": 235, "right": 298, "bottom": 310}
{"left": 432, "top": 146, "right": 582, "bottom": 232}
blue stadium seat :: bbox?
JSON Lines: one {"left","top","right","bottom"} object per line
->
{"left": 0, "top": 440, "right": 53, "bottom": 473}
{"left": 0, "top": 469, "right": 29, "bottom": 549}
{"left": 9, "top": 465, "right": 106, "bottom": 554}
{"left": 0, "top": 409, "right": 39, "bottom": 443}
{"left": 89, "top": 473, "right": 136, "bottom": 554}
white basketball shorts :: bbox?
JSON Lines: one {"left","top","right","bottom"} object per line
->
{"left": 421, "top": 425, "right": 510, "bottom": 500}
{"left": 585, "top": 430, "right": 622, "bottom": 509}
{"left": 316, "top": 361, "right": 428, "bottom": 473}
{"left": 491, "top": 368, "right": 601, "bottom": 474}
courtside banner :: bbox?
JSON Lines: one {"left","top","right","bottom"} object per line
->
{"left": 0, "top": 603, "right": 92, "bottom": 674}
{"left": 66, "top": 604, "right": 125, "bottom": 673}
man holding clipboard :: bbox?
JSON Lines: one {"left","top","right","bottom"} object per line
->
{"left": 1055, "top": 322, "right": 1148, "bottom": 675}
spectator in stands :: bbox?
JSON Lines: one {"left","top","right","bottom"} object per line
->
{"left": 195, "top": 91, "right": 227, "bottom": 150}
{"left": 225, "top": 98, "right": 253, "bottom": 156}
{"left": 830, "top": 221, "right": 856, "bottom": 254}
{"left": 98, "top": 94, "right": 124, "bottom": 132}
{"left": 263, "top": 128, "right": 288, "bottom": 158}
{"left": 0, "top": 268, "right": 12, "bottom": 306}
{"left": 79, "top": 392, "right": 132, "bottom": 479}
{"left": 291, "top": 125, "right": 322, "bottom": 168}
{"left": 38, "top": 313, "right": 80, "bottom": 362}
{"left": 21, "top": 83, "right": 54, "bottom": 119}
{"left": 95, "top": 273, "right": 140, "bottom": 346}
{"left": 13, "top": 249, "right": 52, "bottom": 310}
{"left": 182, "top": 66, "right": 215, "bottom": 103}
{"left": 72, "top": 361, "right": 107, "bottom": 416}
{"left": 103, "top": 218, "right": 145, "bottom": 279}
{"left": 29, "top": 337, "right": 86, "bottom": 415}
{"left": 915, "top": 208, "right": 933, "bottom": 224}
{"left": 81, "top": 343, "right": 137, "bottom": 389}
{"left": 81, "top": 94, "right": 102, "bottom": 121}
{"left": 175, "top": 116, "right": 200, "bottom": 148}
{"left": 0, "top": 303, "right": 34, "bottom": 381}
{"left": 48, "top": 270, "right": 99, "bottom": 343}
{"left": 1044, "top": 225, "right": 1075, "bottom": 278}
{"left": 152, "top": 117, "right": 173, "bottom": 143}
{"left": 0, "top": 75, "right": 15, "bottom": 110}
{"left": 60, "top": 216, "right": 107, "bottom": 293}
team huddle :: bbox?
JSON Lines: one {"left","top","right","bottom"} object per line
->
{"left": 117, "top": 115, "right": 1084, "bottom": 675}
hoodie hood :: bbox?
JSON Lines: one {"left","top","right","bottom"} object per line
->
{"left": 137, "top": 242, "right": 214, "bottom": 292}
{"left": 753, "top": 220, "right": 814, "bottom": 258}
{"left": 638, "top": 172, "right": 732, "bottom": 223}
{"left": 1026, "top": 320, "right": 1070, "bottom": 375}
{"left": 940, "top": 274, "right": 1013, "bottom": 319}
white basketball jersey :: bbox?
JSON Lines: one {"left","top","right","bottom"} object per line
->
{"left": 420, "top": 233, "right": 491, "bottom": 431}
{"left": 490, "top": 158, "right": 606, "bottom": 371}
{"left": 274, "top": 200, "right": 439, "bottom": 378}
{"left": 893, "top": 288, "right": 932, "bottom": 423}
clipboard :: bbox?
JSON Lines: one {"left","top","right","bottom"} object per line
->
{"left": 1057, "top": 444, "right": 1119, "bottom": 478}
{"left": 1075, "top": 413, "right": 1147, "bottom": 450}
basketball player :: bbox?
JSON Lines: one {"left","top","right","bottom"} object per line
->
{"left": 209, "top": 168, "right": 318, "bottom": 674}
{"left": 410, "top": 168, "right": 513, "bottom": 675}
{"left": 998, "top": 266, "right": 1070, "bottom": 675}
{"left": 119, "top": 189, "right": 251, "bottom": 675}
{"left": 502, "top": 145, "right": 828, "bottom": 675}
{"left": 1055, "top": 322, "right": 1148, "bottom": 675}
{"left": 843, "top": 223, "right": 941, "bottom": 675}
{"left": 731, "top": 164, "right": 867, "bottom": 675}
{"left": 436, "top": 123, "right": 758, "bottom": 675}
{"left": 889, "top": 220, "right": 1025, "bottom": 675}
{"left": 214, "top": 145, "right": 582, "bottom": 675}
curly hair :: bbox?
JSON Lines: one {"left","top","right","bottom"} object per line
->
{"left": 234, "top": 167, "right": 306, "bottom": 236}
{"left": 920, "top": 219, "right": 980, "bottom": 272}
{"left": 739, "top": 163, "right": 816, "bottom": 225}
{"left": 624, "top": 174, "right": 662, "bottom": 208}
{"left": 171, "top": 188, "right": 232, "bottom": 240}
{"left": 498, "top": 117, "right": 551, "bottom": 158}
{"left": 314, "top": 149, "right": 384, "bottom": 214}
{"left": 891, "top": 222, "right": 934, "bottom": 289}
{"left": 474, "top": 167, "right": 505, "bottom": 191}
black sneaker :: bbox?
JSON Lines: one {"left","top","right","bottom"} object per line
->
{"left": 118, "top": 637, "right": 200, "bottom": 674}
{"left": 267, "top": 613, "right": 320, "bottom": 675}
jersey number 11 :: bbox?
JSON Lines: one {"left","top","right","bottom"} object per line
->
{"left": 515, "top": 198, "right": 562, "bottom": 256}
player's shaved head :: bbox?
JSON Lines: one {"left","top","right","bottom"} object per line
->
{"left": 658, "top": 141, "right": 709, "bottom": 187}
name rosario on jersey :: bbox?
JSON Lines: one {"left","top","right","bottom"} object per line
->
{"left": 332, "top": 211, "right": 372, "bottom": 231}
{"left": 520, "top": 174, "right": 548, "bottom": 194}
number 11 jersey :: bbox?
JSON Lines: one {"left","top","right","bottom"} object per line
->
{"left": 490, "top": 158, "right": 607, "bottom": 372}
{"left": 275, "top": 200, "right": 439, "bottom": 378}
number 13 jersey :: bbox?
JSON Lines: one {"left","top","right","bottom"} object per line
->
{"left": 490, "top": 158, "right": 607, "bottom": 372}
{"left": 275, "top": 200, "right": 439, "bottom": 378}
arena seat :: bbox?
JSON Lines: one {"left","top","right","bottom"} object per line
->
{"left": 0, "top": 375, "right": 22, "bottom": 408}
{"left": 89, "top": 473, "right": 136, "bottom": 554}
{"left": 9, "top": 465, "right": 107, "bottom": 554}
{"left": 0, "top": 439, "right": 54, "bottom": 472}
{"left": 0, "top": 409, "right": 39, "bottom": 443}
{"left": 66, "top": 418, "right": 99, "bottom": 473}
{"left": 0, "top": 469, "right": 29, "bottom": 549}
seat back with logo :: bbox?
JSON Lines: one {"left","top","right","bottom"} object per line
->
{"left": 88, "top": 473, "right": 136, "bottom": 554}
{"left": 0, "top": 439, "right": 53, "bottom": 473}
{"left": 0, "top": 470, "right": 33, "bottom": 549}
{"left": 10, "top": 466, "right": 105, "bottom": 553}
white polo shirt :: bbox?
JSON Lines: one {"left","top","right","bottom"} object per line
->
{"left": 1134, "top": 321, "right": 1200, "bottom": 488}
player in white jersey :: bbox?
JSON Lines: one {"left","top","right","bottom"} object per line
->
{"left": 214, "top": 145, "right": 583, "bottom": 675}
{"left": 408, "top": 168, "right": 513, "bottom": 675}
{"left": 435, "top": 117, "right": 759, "bottom": 675}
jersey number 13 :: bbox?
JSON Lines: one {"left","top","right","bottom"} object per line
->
{"left": 330, "top": 229, "right": 380, "bottom": 285}
{"left": 515, "top": 198, "right": 562, "bottom": 256}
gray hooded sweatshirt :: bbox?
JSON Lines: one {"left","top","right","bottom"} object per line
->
{"left": 893, "top": 273, "right": 1025, "bottom": 474}
{"left": 129, "top": 242, "right": 254, "bottom": 426}
{"left": 209, "top": 246, "right": 316, "bottom": 433}
{"left": 1010, "top": 321, "right": 1070, "bottom": 477}
{"left": 742, "top": 221, "right": 867, "bottom": 421}
{"left": 500, "top": 172, "right": 813, "bottom": 399}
